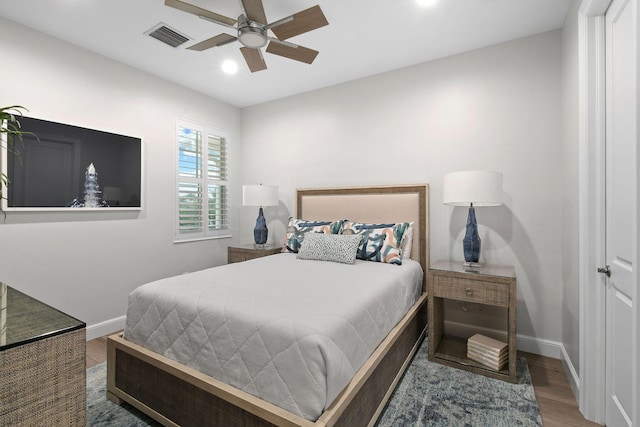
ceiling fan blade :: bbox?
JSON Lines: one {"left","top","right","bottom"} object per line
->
{"left": 265, "top": 42, "right": 319, "bottom": 64}
{"left": 241, "top": 0, "right": 267, "bottom": 25}
{"left": 164, "top": 0, "right": 236, "bottom": 27}
{"left": 240, "top": 47, "right": 267, "bottom": 72}
{"left": 270, "top": 5, "right": 328, "bottom": 40}
{"left": 187, "top": 34, "right": 237, "bottom": 51}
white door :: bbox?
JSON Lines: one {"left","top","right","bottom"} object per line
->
{"left": 604, "top": 0, "right": 637, "bottom": 425}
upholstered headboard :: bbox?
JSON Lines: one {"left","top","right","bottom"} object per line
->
{"left": 296, "top": 184, "right": 429, "bottom": 289}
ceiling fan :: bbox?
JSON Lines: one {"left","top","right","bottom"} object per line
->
{"left": 165, "top": 0, "right": 329, "bottom": 72}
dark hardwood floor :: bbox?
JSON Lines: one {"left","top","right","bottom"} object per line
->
{"left": 86, "top": 335, "right": 109, "bottom": 370}
{"left": 86, "top": 336, "right": 602, "bottom": 426}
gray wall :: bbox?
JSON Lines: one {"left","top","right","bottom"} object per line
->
{"left": 0, "top": 17, "right": 241, "bottom": 330}
{"left": 241, "top": 30, "right": 565, "bottom": 346}
{"left": 561, "top": 0, "right": 582, "bottom": 377}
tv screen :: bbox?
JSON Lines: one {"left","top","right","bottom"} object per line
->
{"left": 5, "top": 117, "right": 142, "bottom": 209}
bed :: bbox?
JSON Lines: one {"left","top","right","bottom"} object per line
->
{"left": 107, "top": 184, "right": 429, "bottom": 427}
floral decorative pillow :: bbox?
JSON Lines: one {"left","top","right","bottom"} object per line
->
{"left": 296, "top": 233, "right": 362, "bottom": 264}
{"left": 281, "top": 217, "right": 346, "bottom": 253}
{"left": 341, "top": 221, "right": 411, "bottom": 265}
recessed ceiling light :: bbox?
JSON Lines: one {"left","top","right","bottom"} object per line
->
{"left": 221, "top": 60, "right": 238, "bottom": 75}
{"left": 417, "top": 0, "right": 438, "bottom": 7}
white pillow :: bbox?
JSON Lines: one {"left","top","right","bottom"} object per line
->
{"left": 401, "top": 222, "right": 414, "bottom": 259}
{"left": 296, "top": 233, "right": 362, "bottom": 264}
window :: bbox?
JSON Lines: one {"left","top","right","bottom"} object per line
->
{"left": 175, "top": 119, "right": 230, "bottom": 241}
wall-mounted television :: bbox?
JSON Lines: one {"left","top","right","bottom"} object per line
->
{"left": 2, "top": 117, "right": 142, "bottom": 210}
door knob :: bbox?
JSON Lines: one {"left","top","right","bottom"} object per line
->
{"left": 597, "top": 265, "right": 611, "bottom": 277}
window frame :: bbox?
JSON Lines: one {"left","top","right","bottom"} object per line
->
{"left": 174, "top": 118, "right": 231, "bottom": 242}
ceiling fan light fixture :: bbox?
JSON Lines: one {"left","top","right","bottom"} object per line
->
{"left": 221, "top": 59, "right": 238, "bottom": 74}
{"left": 238, "top": 23, "right": 267, "bottom": 48}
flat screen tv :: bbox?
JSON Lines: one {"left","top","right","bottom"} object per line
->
{"left": 3, "top": 117, "right": 142, "bottom": 210}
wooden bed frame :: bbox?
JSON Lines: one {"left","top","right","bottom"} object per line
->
{"left": 107, "top": 184, "right": 429, "bottom": 427}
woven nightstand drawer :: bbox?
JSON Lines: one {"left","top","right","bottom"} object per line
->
{"left": 227, "top": 245, "right": 281, "bottom": 264}
{"left": 433, "top": 276, "right": 509, "bottom": 307}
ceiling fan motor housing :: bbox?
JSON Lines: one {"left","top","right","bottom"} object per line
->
{"left": 237, "top": 15, "right": 267, "bottom": 48}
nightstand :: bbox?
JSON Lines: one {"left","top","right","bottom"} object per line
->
{"left": 227, "top": 244, "right": 282, "bottom": 264}
{"left": 428, "top": 260, "right": 517, "bottom": 383}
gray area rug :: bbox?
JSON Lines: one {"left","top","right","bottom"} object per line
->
{"left": 376, "top": 340, "right": 542, "bottom": 426}
{"left": 87, "top": 339, "right": 542, "bottom": 426}
{"left": 86, "top": 363, "right": 161, "bottom": 427}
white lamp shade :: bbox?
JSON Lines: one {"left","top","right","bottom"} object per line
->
{"left": 443, "top": 170, "right": 503, "bottom": 207}
{"left": 242, "top": 184, "right": 279, "bottom": 207}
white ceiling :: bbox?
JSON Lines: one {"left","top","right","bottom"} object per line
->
{"left": 0, "top": 0, "right": 570, "bottom": 108}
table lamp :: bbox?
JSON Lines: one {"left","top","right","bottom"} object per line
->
{"left": 242, "top": 184, "right": 279, "bottom": 247}
{"left": 443, "top": 171, "right": 503, "bottom": 266}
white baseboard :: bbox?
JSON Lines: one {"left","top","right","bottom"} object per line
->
{"left": 516, "top": 333, "right": 564, "bottom": 359}
{"left": 86, "top": 315, "right": 126, "bottom": 341}
{"left": 560, "top": 344, "right": 580, "bottom": 401}
{"left": 519, "top": 333, "right": 580, "bottom": 401}
{"left": 444, "top": 320, "right": 509, "bottom": 342}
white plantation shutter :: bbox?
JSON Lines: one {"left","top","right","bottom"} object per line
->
{"left": 206, "top": 134, "right": 229, "bottom": 232}
{"left": 175, "top": 120, "right": 230, "bottom": 241}
{"left": 178, "top": 182, "right": 202, "bottom": 232}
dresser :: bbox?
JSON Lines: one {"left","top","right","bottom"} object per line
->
{"left": 428, "top": 260, "right": 517, "bottom": 382}
{"left": 0, "top": 283, "right": 86, "bottom": 425}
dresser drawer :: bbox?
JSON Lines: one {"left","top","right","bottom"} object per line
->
{"left": 432, "top": 276, "right": 509, "bottom": 307}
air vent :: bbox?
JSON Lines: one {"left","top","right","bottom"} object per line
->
{"left": 145, "top": 23, "right": 190, "bottom": 48}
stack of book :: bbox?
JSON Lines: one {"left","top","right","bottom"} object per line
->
{"left": 467, "top": 334, "right": 508, "bottom": 370}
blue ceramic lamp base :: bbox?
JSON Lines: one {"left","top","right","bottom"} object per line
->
{"left": 463, "top": 205, "right": 481, "bottom": 267}
{"left": 253, "top": 206, "right": 268, "bottom": 248}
